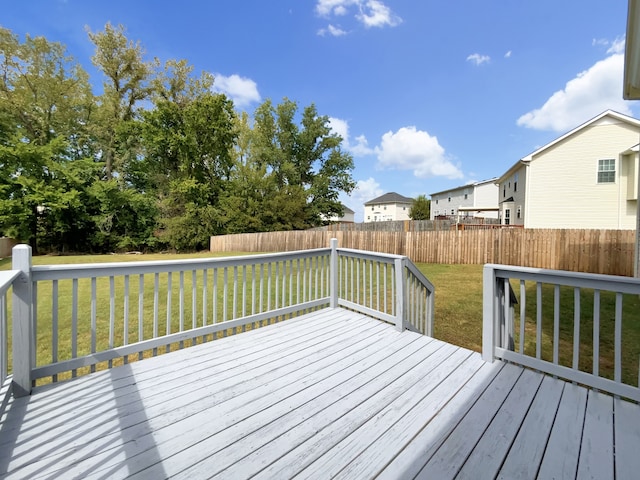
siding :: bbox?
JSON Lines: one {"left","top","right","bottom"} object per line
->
{"left": 526, "top": 120, "right": 639, "bottom": 229}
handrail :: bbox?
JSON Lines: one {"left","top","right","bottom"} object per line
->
{"left": 335, "top": 247, "right": 435, "bottom": 336}
{"left": 483, "top": 263, "right": 640, "bottom": 401}
{"left": 9, "top": 240, "right": 438, "bottom": 396}
{"left": 0, "top": 269, "right": 20, "bottom": 418}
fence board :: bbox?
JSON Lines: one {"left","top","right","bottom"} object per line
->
{"left": 210, "top": 229, "right": 636, "bottom": 276}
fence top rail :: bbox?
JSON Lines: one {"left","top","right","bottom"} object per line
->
{"left": 30, "top": 247, "right": 332, "bottom": 281}
{"left": 337, "top": 247, "right": 404, "bottom": 262}
{"left": 0, "top": 270, "right": 20, "bottom": 295}
{"left": 485, "top": 263, "right": 640, "bottom": 294}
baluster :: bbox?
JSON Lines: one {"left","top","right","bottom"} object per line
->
{"left": 72, "top": 279, "right": 78, "bottom": 377}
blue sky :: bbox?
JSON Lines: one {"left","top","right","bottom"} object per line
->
{"left": 2, "top": 0, "right": 636, "bottom": 221}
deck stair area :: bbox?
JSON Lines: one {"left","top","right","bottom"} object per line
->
{"left": 1, "top": 240, "right": 639, "bottom": 479}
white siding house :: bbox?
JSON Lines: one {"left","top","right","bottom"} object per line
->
{"left": 430, "top": 178, "right": 499, "bottom": 220}
{"left": 325, "top": 205, "right": 355, "bottom": 223}
{"left": 498, "top": 110, "right": 640, "bottom": 229}
{"left": 363, "top": 192, "right": 413, "bottom": 223}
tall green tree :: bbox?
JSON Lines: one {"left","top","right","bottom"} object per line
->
{"left": 0, "top": 27, "right": 96, "bottom": 252}
{"left": 88, "top": 22, "right": 151, "bottom": 180}
{"left": 409, "top": 194, "right": 431, "bottom": 220}
{"left": 141, "top": 89, "right": 237, "bottom": 250}
{"left": 237, "top": 98, "right": 355, "bottom": 231}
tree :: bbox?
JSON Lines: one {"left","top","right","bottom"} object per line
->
{"left": 88, "top": 22, "right": 151, "bottom": 180}
{"left": 409, "top": 195, "right": 431, "bottom": 220}
{"left": 234, "top": 98, "right": 355, "bottom": 231}
{"left": 140, "top": 90, "right": 237, "bottom": 250}
{"left": 0, "top": 27, "right": 96, "bottom": 252}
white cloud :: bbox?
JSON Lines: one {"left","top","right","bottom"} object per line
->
{"left": 315, "top": 0, "right": 401, "bottom": 33}
{"left": 356, "top": 0, "right": 402, "bottom": 28}
{"left": 466, "top": 53, "right": 490, "bottom": 66}
{"left": 504, "top": 50, "right": 512, "bottom": 58}
{"left": 516, "top": 52, "right": 632, "bottom": 132}
{"left": 343, "top": 177, "right": 384, "bottom": 221}
{"left": 316, "top": 0, "right": 358, "bottom": 16}
{"left": 607, "top": 36, "right": 625, "bottom": 54}
{"left": 318, "top": 24, "right": 348, "bottom": 37}
{"left": 328, "top": 117, "right": 374, "bottom": 156}
{"left": 375, "top": 126, "right": 463, "bottom": 179}
{"left": 212, "top": 73, "right": 261, "bottom": 108}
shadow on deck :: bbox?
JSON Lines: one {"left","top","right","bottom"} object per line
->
{"left": 1, "top": 307, "right": 638, "bottom": 479}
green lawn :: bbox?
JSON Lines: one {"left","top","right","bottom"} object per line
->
{"left": 1, "top": 253, "right": 638, "bottom": 387}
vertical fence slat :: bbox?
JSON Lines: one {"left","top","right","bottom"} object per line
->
{"left": 138, "top": 274, "right": 144, "bottom": 360}
{"left": 572, "top": 287, "right": 580, "bottom": 370}
{"left": 109, "top": 276, "right": 115, "bottom": 368}
{"left": 50, "top": 281, "right": 58, "bottom": 383}
{"left": 519, "top": 280, "right": 525, "bottom": 354}
{"left": 71, "top": 279, "right": 78, "bottom": 377}
{"left": 153, "top": 273, "right": 159, "bottom": 356}
{"left": 593, "top": 290, "right": 600, "bottom": 377}
{"left": 90, "top": 277, "right": 96, "bottom": 373}
{"left": 536, "top": 282, "right": 542, "bottom": 360}
{"left": 123, "top": 275, "right": 129, "bottom": 364}
{"left": 553, "top": 284, "right": 559, "bottom": 365}
{"left": 166, "top": 272, "right": 172, "bottom": 353}
{"left": 614, "top": 292, "right": 623, "bottom": 384}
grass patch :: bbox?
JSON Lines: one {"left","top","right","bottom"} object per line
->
{"left": 2, "top": 255, "right": 638, "bottom": 387}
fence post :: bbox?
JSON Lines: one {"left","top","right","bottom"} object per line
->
{"left": 394, "top": 258, "right": 405, "bottom": 331}
{"left": 330, "top": 238, "right": 338, "bottom": 308}
{"left": 12, "top": 244, "right": 33, "bottom": 397}
{"left": 482, "top": 264, "right": 496, "bottom": 362}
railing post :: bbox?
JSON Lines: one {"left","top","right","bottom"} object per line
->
{"left": 330, "top": 238, "right": 338, "bottom": 308}
{"left": 12, "top": 244, "right": 33, "bottom": 397}
{"left": 394, "top": 258, "right": 405, "bottom": 331}
{"left": 482, "top": 264, "right": 496, "bottom": 362}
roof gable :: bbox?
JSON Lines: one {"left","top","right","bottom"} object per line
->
{"left": 521, "top": 110, "right": 640, "bottom": 161}
{"left": 364, "top": 192, "right": 414, "bottom": 205}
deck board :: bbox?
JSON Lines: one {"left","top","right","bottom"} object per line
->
{"left": 0, "top": 307, "right": 638, "bottom": 480}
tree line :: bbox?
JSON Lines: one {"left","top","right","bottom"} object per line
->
{"left": 0, "top": 23, "right": 355, "bottom": 253}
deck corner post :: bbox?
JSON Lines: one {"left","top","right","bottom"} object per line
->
{"left": 395, "top": 257, "right": 406, "bottom": 331}
{"left": 330, "top": 238, "right": 338, "bottom": 308}
{"left": 482, "top": 264, "right": 496, "bottom": 363}
{"left": 12, "top": 244, "right": 33, "bottom": 397}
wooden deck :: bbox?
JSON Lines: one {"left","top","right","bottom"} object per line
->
{"left": 1, "top": 308, "right": 639, "bottom": 480}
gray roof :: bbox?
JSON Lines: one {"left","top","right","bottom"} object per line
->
{"left": 342, "top": 205, "right": 355, "bottom": 214}
{"left": 364, "top": 192, "right": 414, "bottom": 205}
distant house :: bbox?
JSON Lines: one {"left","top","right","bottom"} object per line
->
{"left": 497, "top": 110, "right": 639, "bottom": 228}
{"left": 363, "top": 192, "right": 413, "bottom": 222}
{"left": 325, "top": 204, "right": 355, "bottom": 223}
{"left": 430, "top": 178, "right": 499, "bottom": 220}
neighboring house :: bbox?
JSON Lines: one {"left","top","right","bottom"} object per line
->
{"left": 498, "top": 110, "right": 639, "bottom": 228}
{"left": 429, "top": 178, "right": 499, "bottom": 220}
{"left": 325, "top": 204, "right": 355, "bottom": 223}
{"left": 363, "top": 192, "right": 413, "bottom": 222}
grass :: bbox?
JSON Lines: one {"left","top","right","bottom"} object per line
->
{"left": 1, "top": 253, "right": 639, "bottom": 387}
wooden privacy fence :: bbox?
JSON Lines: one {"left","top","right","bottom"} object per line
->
{"left": 211, "top": 229, "right": 636, "bottom": 277}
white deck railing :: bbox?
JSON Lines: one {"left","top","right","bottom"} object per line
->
{"left": 7, "top": 239, "right": 435, "bottom": 396}
{"left": 0, "top": 269, "right": 20, "bottom": 416}
{"left": 483, "top": 264, "right": 640, "bottom": 402}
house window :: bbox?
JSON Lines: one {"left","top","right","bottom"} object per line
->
{"left": 464, "top": 188, "right": 469, "bottom": 200}
{"left": 598, "top": 159, "right": 615, "bottom": 183}
{"left": 504, "top": 209, "right": 510, "bottom": 225}
{"left": 503, "top": 186, "right": 506, "bottom": 197}
{"left": 384, "top": 206, "right": 387, "bottom": 210}
{"left": 367, "top": 216, "right": 370, "bottom": 220}
{"left": 516, "top": 206, "right": 521, "bottom": 219}
{"left": 514, "top": 172, "right": 519, "bottom": 192}
{"left": 435, "top": 199, "right": 439, "bottom": 205}
{"left": 451, "top": 209, "right": 455, "bottom": 215}
{"left": 448, "top": 196, "right": 451, "bottom": 202}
